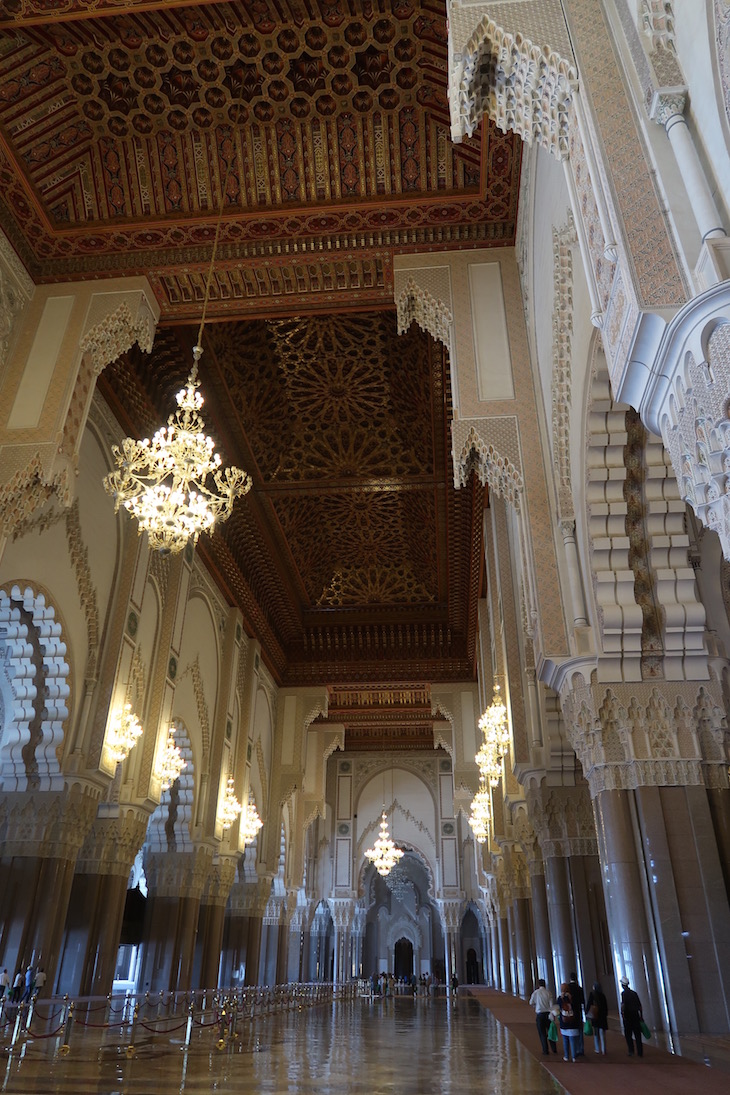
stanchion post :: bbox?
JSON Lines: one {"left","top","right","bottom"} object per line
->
{"left": 184, "top": 1000, "right": 194, "bottom": 1050}
{"left": 59, "top": 1000, "right": 74, "bottom": 1056}
{"left": 126, "top": 1002, "right": 139, "bottom": 1059}
{"left": 9, "top": 1002, "right": 26, "bottom": 1053}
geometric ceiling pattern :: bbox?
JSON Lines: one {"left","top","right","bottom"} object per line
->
{"left": 0, "top": 0, "right": 520, "bottom": 318}
{"left": 98, "top": 311, "right": 485, "bottom": 688}
{"left": 2, "top": 2, "right": 499, "bottom": 731}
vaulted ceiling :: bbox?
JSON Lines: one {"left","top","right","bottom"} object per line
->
{"left": 1, "top": 1, "right": 518, "bottom": 716}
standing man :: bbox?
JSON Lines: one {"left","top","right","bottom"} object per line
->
{"left": 567, "top": 971, "right": 585, "bottom": 1056}
{"left": 34, "top": 968, "right": 47, "bottom": 996}
{"left": 529, "top": 978, "right": 553, "bottom": 1056}
{"left": 620, "top": 975, "right": 644, "bottom": 1058}
{"left": 22, "top": 965, "right": 34, "bottom": 1002}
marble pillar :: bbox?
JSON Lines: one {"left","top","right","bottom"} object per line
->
{"left": 593, "top": 788, "right": 658, "bottom": 1024}
{"left": 57, "top": 870, "right": 129, "bottom": 996}
{"left": 497, "top": 916, "right": 512, "bottom": 994}
{"left": 244, "top": 914, "right": 263, "bottom": 986}
{"left": 220, "top": 911, "right": 250, "bottom": 988}
{"left": 139, "top": 893, "right": 201, "bottom": 992}
{"left": 529, "top": 869, "right": 552, "bottom": 990}
{"left": 543, "top": 856, "right": 576, "bottom": 989}
{"left": 194, "top": 900, "right": 226, "bottom": 989}
{"left": 0, "top": 854, "right": 77, "bottom": 991}
{"left": 512, "top": 897, "right": 533, "bottom": 996}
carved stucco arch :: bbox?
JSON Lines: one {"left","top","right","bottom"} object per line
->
{"left": 448, "top": 4, "right": 578, "bottom": 157}
{"left": 0, "top": 583, "right": 71, "bottom": 794}
{"left": 453, "top": 425, "right": 523, "bottom": 509}
{"left": 0, "top": 287, "right": 158, "bottom": 542}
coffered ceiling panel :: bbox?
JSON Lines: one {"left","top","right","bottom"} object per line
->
{"left": 0, "top": 0, "right": 521, "bottom": 317}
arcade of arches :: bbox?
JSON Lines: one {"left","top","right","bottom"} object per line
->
{"left": 1, "top": 0, "right": 730, "bottom": 1051}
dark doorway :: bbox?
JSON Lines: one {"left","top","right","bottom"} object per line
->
{"left": 466, "top": 947, "right": 480, "bottom": 984}
{"left": 394, "top": 937, "right": 413, "bottom": 979}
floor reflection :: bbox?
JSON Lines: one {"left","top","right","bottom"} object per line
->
{"left": 1, "top": 995, "right": 559, "bottom": 1095}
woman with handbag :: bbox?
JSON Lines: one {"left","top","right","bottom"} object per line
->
{"left": 557, "top": 982, "right": 580, "bottom": 1062}
{"left": 585, "top": 981, "right": 608, "bottom": 1055}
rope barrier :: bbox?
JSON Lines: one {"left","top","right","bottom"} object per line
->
{"left": 0, "top": 983, "right": 356, "bottom": 1060}
{"left": 25, "top": 1023, "right": 66, "bottom": 1040}
{"left": 138, "top": 1019, "right": 187, "bottom": 1034}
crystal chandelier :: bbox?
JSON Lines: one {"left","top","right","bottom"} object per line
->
{"left": 365, "top": 811, "right": 404, "bottom": 877}
{"left": 219, "top": 776, "right": 242, "bottom": 830}
{"left": 479, "top": 684, "right": 510, "bottom": 754}
{"left": 240, "top": 796, "right": 263, "bottom": 845}
{"left": 103, "top": 344, "right": 251, "bottom": 554}
{"left": 468, "top": 777, "right": 492, "bottom": 843}
{"left": 106, "top": 703, "right": 143, "bottom": 764}
{"left": 156, "top": 724, "right": 187, "bottom": 791}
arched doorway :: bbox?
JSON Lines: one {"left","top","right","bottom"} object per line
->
{"left": 394, "top": 937, "right": 413, "bottom": 980}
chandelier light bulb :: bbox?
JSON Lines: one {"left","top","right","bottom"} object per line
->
{"left": 240, "top": 797, "right": 263, "bottom": 845}
{"left": 156, "top": 724, "right": 187, "bottom": 791}
{"left": 469, "top": 779, "right": 492, "bottom": 844}
{"left": 104, "top": 345, "right": 251, "bottom": 554}
{"left": 106, "top": 703, "right": 143, "bottom": 765}
{"left": 219, "top": 776, "right": 243, "bottom": 830}
{"left": 365, "top": 810, "right": 404, "bottom": 877}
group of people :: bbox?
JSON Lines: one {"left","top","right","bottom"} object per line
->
{"left": 529, "top": 972, "right": 645, "bottom": 1062}
{"left": 0, "top": 964, "right": 46, "bottom": 1010}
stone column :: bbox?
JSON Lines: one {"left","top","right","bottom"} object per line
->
{"left": 58, "top": 807, "right": 149, "bottom": 996}
{"left": 328, "top": 899, "right": 354, "bottom": 984}
{"left": 529, "top": 865, "right": 552, "bottom": 989}
{"left": 651, "top": 91, "right": 726, "bottom": 243}
{"left": 543, "top": 855, "right": 575, "bottom": 990}
{"left": 194, "top": 857, "right": 237, "bottom": 989}
{"left": 496, "top": 915, "right": 512, "bottom": 994}
{"left": 0, "top": 785, "right": 99, "bottom": 990}
{"left": 593, "top": 788, "right": 657, "bottom": 1019}
{"left": 139, "top": 846, "right": 212, "bottom": 992}
{"left": 286, "top": 904, "right": 306, "bottom": 984}
{"left": 512, "top": 896, "right": 533, "bottom": 996}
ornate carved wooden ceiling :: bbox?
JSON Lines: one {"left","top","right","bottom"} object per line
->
{"left": 99, "top": 311, "right": 486, "bottom": 687}
{"left": 2, "top": 1, "right": 498, "bottom": 705}
{"left": 0, "top": 0, "right": 520, "bottom": 318}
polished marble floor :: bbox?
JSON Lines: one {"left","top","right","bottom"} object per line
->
{"left": 1, "top": 995, "right": 561, "bottom": 1095}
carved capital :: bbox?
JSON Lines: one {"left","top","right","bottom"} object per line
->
{"left": 650, "top": 87, "right": 687, "bottom": 128}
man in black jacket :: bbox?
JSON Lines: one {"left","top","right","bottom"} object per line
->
{"left": 620, "top": 975, "right": 644, "bottom": 1057}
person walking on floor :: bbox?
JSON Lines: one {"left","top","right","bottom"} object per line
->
{"left": 620, "top": 975, "right": 644, "bottom": 1057}
{"left": 558, "top": 982, "right": 580, "bottom": 1062}
{"left": 585, "top": 980, "right": 608, "bottom": 1055}
{"left": 528, "top": 978, "right": 553, "bottom": 1056}
{"left": 567, "top": 971, "right": 585, "bottom": 1056}
{"left": 10, "top": 970, "right": 22, "bottom": 1004}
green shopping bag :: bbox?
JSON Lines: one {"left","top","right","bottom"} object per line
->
{"left": 547, "top": 1020, "right": 558, "bottom": 1041}
{"left": 583, "top": 1018, "right": 593, "bottom": 1035}
{"left": 640, "top": 1020, "right": 651, "bottom": 1039}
